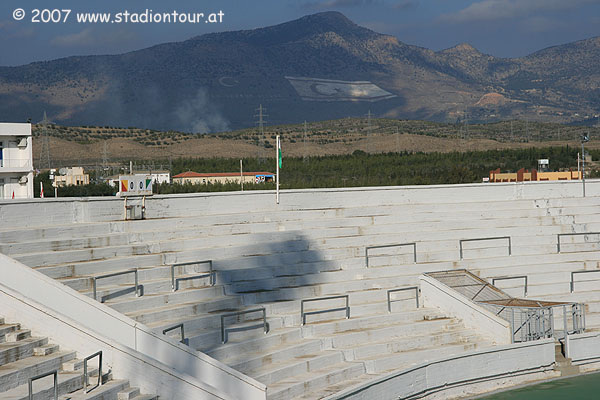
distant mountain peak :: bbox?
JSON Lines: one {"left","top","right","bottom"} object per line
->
{"left": 441, "top": 43, "right": 481, "bottom": 54}
{"left": 199, "top": 11, "right": 377, "bottom": 47}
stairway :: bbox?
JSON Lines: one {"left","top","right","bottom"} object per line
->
{"left": 0, "top": 316, "right": 157, "bottom": 400}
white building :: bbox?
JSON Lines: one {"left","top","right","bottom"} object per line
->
{"left": 108, "top": 171, "right": 170, "bottom": 187}
{"left": 0, "top": 123, "right": 33, "bottom": 199}
{"left": 53, "top": 167, "right": 90, "bottom": 187}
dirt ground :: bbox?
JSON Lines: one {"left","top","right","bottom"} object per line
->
{"left": 34, "top": 133, "right": 597, "bottom": 166}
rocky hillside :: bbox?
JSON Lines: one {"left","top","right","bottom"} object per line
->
{"left": 1, "top": 12, "right": 599, "bottom": 132}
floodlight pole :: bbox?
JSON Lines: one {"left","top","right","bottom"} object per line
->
{"left": 581, "top": 134, "right": 589, "bottom": 197}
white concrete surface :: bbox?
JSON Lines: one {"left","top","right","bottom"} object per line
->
{"left": 0, "top": 253, "right": 266, "bottom": 400}
{"left": 324, "top": 339, "right": 556, "bottom": 400}
{"left": 1, "top": 179, "right": 600, "bottom": 228}
{"left": 420, "top": 275, "right": 512, "bottom": 345}
{"left": 565, "top": 332, "right": 600, "bottom": 365}
{"left": 0, "top": 122, "right": 33, "bottom": 199}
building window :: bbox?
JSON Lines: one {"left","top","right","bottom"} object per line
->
{"left": 0, "top": 141, "right": 3, "bottom": 167}
{"left": 0, "top": 178, "right": 4, "bottom": 199}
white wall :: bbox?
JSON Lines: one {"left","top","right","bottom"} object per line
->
{"left": 420, "top": 274, "right": 512, "bottom": 345}
{"left": 325, "top": 339, "right": 556, "bottom": 400}
{"left": 0, "top": 253, "right": 266, "bottom": 400}
{"left": 1, "top": 179, "right": 599, "bottom": 228}
{"left": 0, "top": 123, "right": 33, "bottom": 199}
{"left": 565, "top": 332, "right": 600, "bottom": 365}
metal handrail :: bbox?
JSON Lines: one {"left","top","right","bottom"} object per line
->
{"left": 92, "top": 268, "right": 139, "bottom": 302}
{"left": 459, "top": 236, "right": 511, "bottom": 259}
{"left": 220, "top": 308, "right": 267, "bottom": 344}
{"left": 170, "top": 260, "right": 215, "bottom": 291}
{"left": 387, "top": 287, "right": 419, "bottom": 312}
{"left": 301, "top": 295, "right": 350, "bottom": 325}
{"left": 83, "top": 351, "right": 102, "bottom": 393}
{"left": 570, "top": 270, "right": 600, "bottom": 292}
{"left": 557, "top": 232, "right": 600, "bottom": 253}
{"left": 365, "top": 242, "right": 417, "bottom": 267}
{"left": 492, "top": 276, "right": 528, "bottom": 297}
{"left": 163, "top": 323, "right": 186, "bottom": 344}
{"left": 29, "top": 370, "right": 58, "bottom": 400}
{"left": 486, "top": 301, "right": 585, "bottom": 342}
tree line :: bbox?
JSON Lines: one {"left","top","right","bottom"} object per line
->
{"left": 34, "top": 146, "right": 595, "bottom": 197}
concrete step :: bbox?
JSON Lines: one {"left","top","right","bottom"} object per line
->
{"left": 338, "top": 327, "right": 476, "bottom": 361}
{"left": 0, "top": 350, "right": 77, "bottom": 393}
{"left": 226, "top": 339, "right": 323, "bottom": 375}
{"left": 300, "top": 308, "right": 444, "bottom": 338}
{"left": 266, "top": 361, "right": 365, "bottom": 400}
{"left": 0, "top": 323, "right": 20, "bottom": 341}
{"left": 186, "top": 316, "right": 286, "bottom": 352}
{"left": 253, "top": 351, "right": 344, "bottom": 386}
{"left": 5, "top": 329, "right": 32, "bottom": 342}
{"left": 126, "top": 295, "right": 242, "bottom": 325}
{"left": 79, "top": 272, "right": 217, "bottom": 304}
{"left": 0, "top": 336, "right": 49, "bottom": 366}
{"left": 361, "top": 340, "right": 487, "bottom": 374}
{"left": 108, "top": 285, "right": 226, "bottom": 314}
{"left": 327, "top": 319, "right": 461, "bottom": 353}
{"left": 57, "top": 378, "right": 129, "bottom": 400}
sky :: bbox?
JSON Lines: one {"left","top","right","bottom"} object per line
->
{"left": 1, "top": 0, "right": 600, "bottom": 66}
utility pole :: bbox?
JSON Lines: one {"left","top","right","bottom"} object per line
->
{"left": 464, "top": 109, "right": 469, "bottom": 140}
{"left": 366, "top": 110, "right": 372, "bottom": 153}
{"left": 510, "top": 120, "right": 514, "bottom": 142}
{"left": 102, "top": 142, "right": 109, "bottom": 174}
{"left": 240, "top": 159, "right": 243, "bottom": 191}
{"left": 303, "top": 120, "right": 308, "bottom": 163}
{"left": 395, "top": 126, "right": 400, "bottom": 153}
{"left": 254, "top": 105, "right": 268, "bottom": 162}
{"left": 582, "top": 133, "right": 590, "bottom": 197}
{"left": 38, "top": 111, "right": 52, "bottom": 170}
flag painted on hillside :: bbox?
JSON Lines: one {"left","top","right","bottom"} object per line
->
{"left": 285, "top": 76, "right": 396, "bottom": 102}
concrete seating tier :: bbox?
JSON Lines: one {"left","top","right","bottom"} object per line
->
{"left": 3, "top": 194, "right": 600, "bottom": 398}
{"left": 0, "top": 317, "right": 157, "bottom": 400}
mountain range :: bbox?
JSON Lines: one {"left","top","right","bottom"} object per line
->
{"left": 1, "top": 11, "right": 599, "bottom": 132}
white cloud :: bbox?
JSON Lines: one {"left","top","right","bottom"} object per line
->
{"left": 51, "top": 28, "right": 137, "bottom": 48}
{"left": 440, "top": 0, "right": 600, "bottom": 24}
{"left": 51, "top": 28, "right": 96, "bottom": 47}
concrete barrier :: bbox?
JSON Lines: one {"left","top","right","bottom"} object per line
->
{"left": 565, "top": 332, "right": 600, "bottom": 365}
{"left": 325, "top": 339, "right": 556, "bottom": 400}
{"left": 419, "top": 274, "right": 512, "bottom": 344}
{"left": 1, "top": 180, "right": 599, "bottom": 229}
{"left": 0, "top": 254, "right": 266, "bottom": 400}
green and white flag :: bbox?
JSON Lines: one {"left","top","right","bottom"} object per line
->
{"left": 278, "top": 138, "right": 282, "bottom": 168}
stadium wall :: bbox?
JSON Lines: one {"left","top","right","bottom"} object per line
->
{"left": 0, "top": 180, "right": 598, "bottom": 229}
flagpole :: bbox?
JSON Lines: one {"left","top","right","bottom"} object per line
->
{"left": 276, "top": 135, "right": 280, "bottom": 204}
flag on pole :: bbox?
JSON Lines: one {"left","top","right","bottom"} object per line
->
{"left": 40, "top": 182, "right": 44, "bottom": 198}
{"left": 278, "top": 138, "right": 282, "bottom": 169}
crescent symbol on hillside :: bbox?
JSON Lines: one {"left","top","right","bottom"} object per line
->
{"left": 219, "top": 77, "right": 239, "bottom": 87}
{"left": 310, "top": 83, "right": 342, "bottom": 96}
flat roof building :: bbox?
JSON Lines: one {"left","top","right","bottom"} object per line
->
{"left": 173, "top": 171, "right": 274, "bottom": 185}
{"left": 53, "top": 167, "right": 90, "bottom": 187}
{"left": 0, "top": 123, "right": 34, "bottom": 199}
{"left": 489, "top": 168, "right": 581, "bottom": 183}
